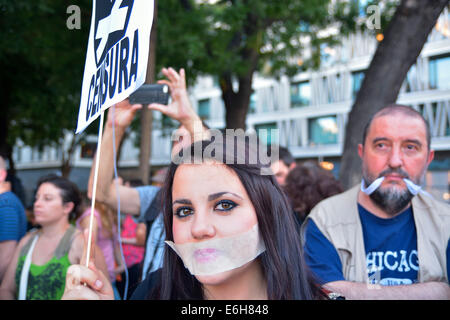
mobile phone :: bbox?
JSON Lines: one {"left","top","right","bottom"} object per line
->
{"left": 129, "top": 84, "right": 170, "bottom": 105}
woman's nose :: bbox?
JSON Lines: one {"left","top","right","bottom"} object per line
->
{"left": 190, "top": 210, "right": 215, "bottom": 240}
{"left": 34, "top": 198, "right": 42, "bottom": 207}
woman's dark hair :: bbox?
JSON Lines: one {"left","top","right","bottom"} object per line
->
{"left": 149, "top": 135, "right": 326, "bottom": 300}
{"left": 284, "top": 161, "right": 343, "bottom": 221}
{"left": 35, "top": 174, "right": 82, "bottom": 222}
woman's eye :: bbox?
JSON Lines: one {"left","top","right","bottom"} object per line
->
{"left": 215, "top": 200, "right": 237, "bottom": 212}
{"left": 175, "top": 207, "right": 193, "bottom": 218}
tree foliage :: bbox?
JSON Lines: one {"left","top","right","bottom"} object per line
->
{"left": 155, "top": 0, "right": 361, "bottom": 129}
{"left": 0, "top": 0, "right": 96, "bottom": 172}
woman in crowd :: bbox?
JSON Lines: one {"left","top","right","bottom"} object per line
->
{"left": 62, "top": 136, "right": 329, "bottom": 300}
{"left": 77, "top": 197, "right": 125, "bottom": 299}
{"left": 0, "top": 174, "right": 107, "bottom": 300}
{"left": 284, "top": 161, "right": 343, "bottom": 226}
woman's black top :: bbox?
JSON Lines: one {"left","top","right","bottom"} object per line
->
{"left": 130, "top": 269, "right": 161, "bottom": 300}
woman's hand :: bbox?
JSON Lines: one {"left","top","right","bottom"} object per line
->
{"left": 106, "top": 99, "right": 142, "bottom": 130}
{"left": 62, "top": 263, "right": 114, "bottom": 300}
{"left": 148, "top": 67, "right": 200, "bottom": 126}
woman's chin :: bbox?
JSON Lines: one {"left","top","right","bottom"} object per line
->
{"left": 194, "top": 261, "right": 253, "bottom": 286}
{"left": 195, "top": 270, "right": 232, "bottom": 286}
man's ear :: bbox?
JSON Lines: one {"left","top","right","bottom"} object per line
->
{"left": 358, "top": 144, "right": 364, "bottom": 159}
{"left": 427, "top": 149, "right": 435, "bottom": 166}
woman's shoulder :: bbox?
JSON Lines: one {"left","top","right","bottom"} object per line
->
{"left": 19, "top": 229, "right": 39, "bottom": 247}
{"left": 67, "top": 227, "right": 84, "bottom": 263}
{"left": 13, "top": 229, "right": 40, "bottom": 258}
{"left": 78, "top": 209, "right": 101, "bottom": 223}
{"left": 130, "top": 269, "right": 162, "bottom": 300}
{"left": 70, "top": 227, "right": 83, "bottom": 247}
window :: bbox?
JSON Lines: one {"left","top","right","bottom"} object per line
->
{"left": 429, "top": 55, "right": 450, "bottom": 90}
{"left": 321, "top": 43, "right": 331, "bottom": 65}
{"left": 198, "top": 99, "right": 210, "bottom": 120}
{"left": 405, "top": 64, "right": 418, "bottom": 92}
{"left": 356, "top": 0, "right": 370, "bottom": 16}
{"left": 81, "top": 142, "right": 97, "bottom": 159}
{"left": 290, "top": 81, "right": 311, "bottom": 107}
{"left": 322, "top": 75, "right": 341, "bottom": 103}
{"left": 254, "top": 123, "right": 278, "bottom": 146}
{"left": 56, "top": 146, "right": 63, "bottom": 161}
{"left": 308, "top": 116, "right": 338, "bottom": 146}
{"left": 351, "top": 70, "right": 365, "bottom": 100}
{"left": 248, "top": 92, "right": 257, "bottom": 114}
{"left": 37, "top": 149, "right": 44, "bottom": 161}
{"left": 16, "top": 147, "right": 22, "bottom": 162}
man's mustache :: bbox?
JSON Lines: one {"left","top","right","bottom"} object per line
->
{"left": 378, "top": 168, "right": 410, "bottom": 180}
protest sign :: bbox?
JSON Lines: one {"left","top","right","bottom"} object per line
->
{"left": 75, "top": 0, "right": 154, "bottom": 272}
{"left": 76, "top": 0, "right": 154, "bottom": 133}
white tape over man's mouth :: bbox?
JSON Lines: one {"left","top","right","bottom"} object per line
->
{"left": 165, "top": 224, "right": 266, "bottom": 276}
{"left": 361, "top": 177, "right": 422, "bottom": 196}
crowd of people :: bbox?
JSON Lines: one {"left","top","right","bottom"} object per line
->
{"left": 0, "top": 67, "right": 449, "bottom": 300}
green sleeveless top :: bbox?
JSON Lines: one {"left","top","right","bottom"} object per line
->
{"left": 15, "top": 225, "right": 76, "bottom": 300}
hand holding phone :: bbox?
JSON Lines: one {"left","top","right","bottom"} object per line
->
{"left": 128, "top": 84, "right": 170, "bottom": 105}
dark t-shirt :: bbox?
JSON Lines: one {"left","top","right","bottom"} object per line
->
{"left": 0, "top": 191, "right": 27, "bottom": 242}
{"left": 304, "top": 204, "right": 450, "bottom": 285}
{"left": 130, "top": 269, "right": 162, "bottom": 300}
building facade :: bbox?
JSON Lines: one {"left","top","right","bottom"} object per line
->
{"left": 13, "top": 7, "right": 450, "bottom": 205}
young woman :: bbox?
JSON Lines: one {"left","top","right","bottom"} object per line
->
{"left": 0, "top": 174, "right": 107, "bottom": 300}
{"left": 77, "top": 199, "right": 125, "bottom": 299}
{"left": 62, "top": 136, "right": 327, "bottom": 300}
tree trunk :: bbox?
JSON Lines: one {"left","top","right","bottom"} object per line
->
{"left": 0, "top": 76, "right": 13, "bottom": 173}
{"left": 60, "top": 132, "right": 83, "bottom": 178}
{"left": 61, "top": 159, "right": 72, "bottom": 178}
{"left": 220, "top": 73, "right": 249, "bottom": 130}
{"left": 339, "top": 0, "right": 448, "bottom": 189}
{"left": 137, "top": 0, "right": 157, "bottom": 184}
{"left": 221, "top": 47, "right": 259, "bottom": 130}
{"left": 0, "top": 116, "right": 12, "bottom": 170}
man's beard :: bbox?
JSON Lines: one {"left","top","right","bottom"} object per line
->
{"left": 363, "top": 168, "right": 417, "bottom": 216}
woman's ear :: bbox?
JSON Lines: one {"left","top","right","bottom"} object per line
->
{"left": 63, "top": 202, "right": 75, "bottom": 216}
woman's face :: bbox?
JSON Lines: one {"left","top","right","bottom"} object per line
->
{"left": 171, "top": 163, "right": 259, "bottom": 285}
{"left": 34, "top": 183, "right": 71, "bottom": 226}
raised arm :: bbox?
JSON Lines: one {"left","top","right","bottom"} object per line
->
{"left": 87, "top": 100, "right": 142, "bottom": 216}
{"left": 148, "top": 67, "right": 210, "bottom": 142}
{"left": 88, "top": 67, "right": 208, "bottom": 215}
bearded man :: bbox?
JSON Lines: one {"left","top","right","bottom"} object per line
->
{"left": 301, "top": 104, "right": 450, "bottom": 299}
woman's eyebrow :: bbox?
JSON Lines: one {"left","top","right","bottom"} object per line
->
{"left": 172, "top": 192, "right": 243, "bottom": 205}
{"left": 41, "top": 193, "right": 54, "bottom": 197}
{"left": 208, "top": 192, "right": 243, "bottom": 201}
{"left": 172, "top": 199, "right": 192, "bottom": 206}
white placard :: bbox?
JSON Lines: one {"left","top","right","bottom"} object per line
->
{"left": 76, "top": 0, "right": 154, "bottom": 133}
